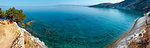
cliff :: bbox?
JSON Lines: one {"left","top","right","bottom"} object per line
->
{"left": 90, "top": 0, "right": 150, "bottom": 12}
{"left": 0, "top": 20, "right": 47, "bottom": 48}
{"left": 114, "top": 12, "right": 150, "bottom": 48}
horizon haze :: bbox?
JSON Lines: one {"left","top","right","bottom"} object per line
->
{"left": 0, "top": 0, "right": 124, "bottom": 6}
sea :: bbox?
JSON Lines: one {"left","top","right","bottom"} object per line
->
{"left": 1, "top": 6, "right": 144, "bottom": 48}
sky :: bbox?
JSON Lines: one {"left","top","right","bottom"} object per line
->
{"left": 0, "top": 0, "right": 124, "bottom": 6}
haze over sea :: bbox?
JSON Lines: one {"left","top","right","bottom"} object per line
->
{"left": 1, "top": 6, "right": 143, "bottom": 48}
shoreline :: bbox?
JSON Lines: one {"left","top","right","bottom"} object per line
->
{"left": 22, "top": 28, "right": 48, "bottom": 48}
{"left": 106, "top": 18, "right": 140, "bottom": 48}
{"left": 114, "top": 14, "right": 147, "bottom": 48}
{"left": 0, "top": 20, "right": 48, "bottom": 48}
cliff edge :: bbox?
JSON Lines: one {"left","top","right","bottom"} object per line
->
{"left": 0, "top": 20, "right": 47, "bottom": 48}
{"left": 115, "top": 12, "right": 150, "bottom": 48}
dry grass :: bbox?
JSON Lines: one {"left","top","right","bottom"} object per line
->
{"left": 24, "top": 32, "right": 39, "bottom": 48}
{"left": 128, "top": 40, "right": 137, "bottom": 48}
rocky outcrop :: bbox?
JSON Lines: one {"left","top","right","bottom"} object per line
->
{"left": 26, "top": 21, "right": 33, "bottom": 26}
{"left": 115, "top": 12, "right": 150, "bottom": 48}
{"left": 0, "top": 20, "right": 47, "bottom": 48}
{"left": 90, "top": 0, "right": 150, "bottom": 12}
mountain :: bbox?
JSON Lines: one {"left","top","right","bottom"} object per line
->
{"left": 90, "top": 0, "right": 150, "bottom": 12}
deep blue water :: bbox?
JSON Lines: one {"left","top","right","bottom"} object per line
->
{"left": 1, "top": 6, "right": 143, "bottom": 48}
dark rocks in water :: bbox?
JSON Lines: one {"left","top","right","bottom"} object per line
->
{"left": 25, "top": 28, "right": 40, "bottom": 37}
{"left": 90, "top": 0, "right": 150, "bottom": 12}
{"left": 28, "top": 22, "right": 54, "bottom": 35}
{"left": 44, "top": 28, "right": 53, "bottom": 34}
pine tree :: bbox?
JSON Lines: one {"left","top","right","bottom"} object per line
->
{"left": 5, "top": 8, "right": 26, "bottom": 27}
{"left": 0, "top": 8, "right": 5, "bottom": 20}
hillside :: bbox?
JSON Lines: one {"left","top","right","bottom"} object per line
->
{"left": 90, "top": 0, "right": 150, "bottom": 12}
{"left": 0, "top": 20, "right": 47, "bottom": 48}
{"left": 114, "top": 12, "right": 150, "bottom": 48}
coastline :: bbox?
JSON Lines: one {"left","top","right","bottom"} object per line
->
{"left": 116, "top": 16, "right": 146, "bottom": 48}
{"left": 21, "top": 28, "right": 48, "bottom": 48}
{"left": 106, "top": 15, "right": 147, "bottom": 48}
{"left": 106, "top": 18, "right": 140, "bottom": 48}
{"left": 0, "top": 20, "right": 48, "bottom": 48}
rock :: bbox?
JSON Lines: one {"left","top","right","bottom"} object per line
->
{"left": 115, "top": 12, "right": 147, "bottom": 48}
{"left": 139, "top": 33, "right": 142, "bottom": 36}
{"left": 26, "top": 21, "right": 33, "bottom": 26}
{"left": 0, "top": 20, "right": 48, "bottom": 48}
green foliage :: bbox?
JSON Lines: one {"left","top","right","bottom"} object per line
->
{"left": 0, "top": 7, "right": 26, "bottom": 27}
{"left": 18, "top": 22, "right": 25, "bottom": 27}
{"left": 0, "top": 8, "right": 5, "bottom": 19}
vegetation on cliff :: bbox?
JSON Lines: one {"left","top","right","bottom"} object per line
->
{"left": 0, "top": 8, "right": 5, "bottom": 19}
{"left": 0, "top": 8, "right": 26, "bottom": 27}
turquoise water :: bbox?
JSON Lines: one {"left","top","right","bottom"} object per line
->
{"left": 1, "top": 6, "right": 143, "bottom": 48}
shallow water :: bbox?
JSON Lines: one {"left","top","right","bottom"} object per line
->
{"left": 1, "top": 6, "right": 144, "bottom": 48}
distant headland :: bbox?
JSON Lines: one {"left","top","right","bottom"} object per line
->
{"left": 89, "top": 0, "right": 150, "bottom": 12}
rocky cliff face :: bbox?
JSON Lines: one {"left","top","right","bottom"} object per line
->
{"left": 115, "top": 12, "right": 150, "bottom": 48}
{"left": 90, "top": 0, "right": 150, "bottom": 12}
{"left": 0, "top": 20, "right": 47, "bottom": 48}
